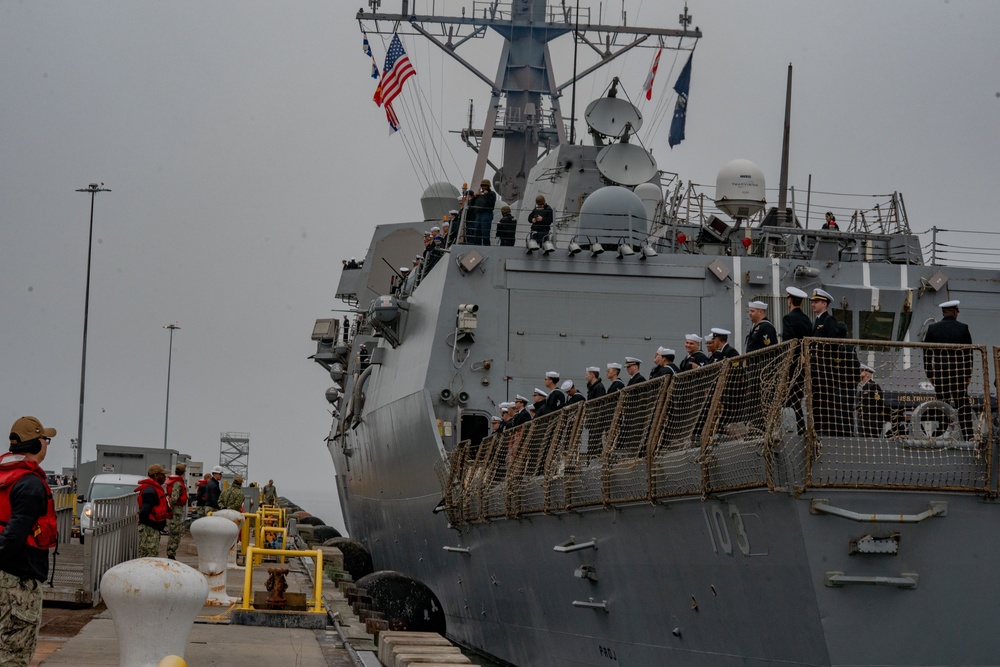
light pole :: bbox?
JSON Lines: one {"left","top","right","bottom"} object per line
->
{"left": 74, "top": 183, "right": 110, "bottom": 479}
{"left": 163, "top": 324, "right": 181, "bottom": 449}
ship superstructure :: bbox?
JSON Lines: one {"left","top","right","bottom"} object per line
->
{"left": 311, "top": 2, "right": 1000, "bottom": 665}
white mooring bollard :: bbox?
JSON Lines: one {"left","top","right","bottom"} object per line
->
{"left": 190, "top": 515, "right": 240, "bottom": 605}
{"left": 101, "top": 557, "right": 208, "bottom": 667}
{"left": 213, "top": 508, "right": 245, "bottom": 569}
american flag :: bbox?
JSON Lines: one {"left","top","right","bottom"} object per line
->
{"left": 379, "top": 33, "right": 416, "bottom": 109}
{"left": 642, "top": 48, "right": 662, "bottom": 101}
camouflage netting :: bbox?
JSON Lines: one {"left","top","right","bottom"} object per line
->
{"left": 441, "top": 340, "right": 996, "bottom": 525}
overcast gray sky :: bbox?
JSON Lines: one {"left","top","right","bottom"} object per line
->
{"left": 2, "top": 1, "right": 998, "bottom": 532}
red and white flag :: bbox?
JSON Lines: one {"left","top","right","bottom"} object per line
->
{"left": 642, "top": 48, "right": 662, "bottom": 101}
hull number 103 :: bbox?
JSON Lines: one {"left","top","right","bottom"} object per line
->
{"left": 704, "top": 503, "right": 751, "bottom": 556}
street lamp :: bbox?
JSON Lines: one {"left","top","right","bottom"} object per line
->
{"left": 163, "top": 324, "right": 181, "bottom": 450}
{"left": 74, "top": 183, "right": 110, "bottom": 478}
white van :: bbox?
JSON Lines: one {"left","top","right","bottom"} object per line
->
{"left": 79, "top": 473, "right": 145, "bottom": 543}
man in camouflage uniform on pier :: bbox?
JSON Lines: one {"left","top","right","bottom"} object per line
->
{"left": 218, "top": 475, "right": 245, "bottom": 512}
{"left": 165, "top": 463, "right": 188, "bottom": 560}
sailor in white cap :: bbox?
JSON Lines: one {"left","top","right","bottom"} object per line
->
{"left": 606, "top": 362, "right": 625, "bottom": 393}
{"left": 707, "top": 328, "right": 739, "bottom": 363}
{"left": 532, "top": 388, "right": 550, "bottom": 417}
{"left": 923, "top": 298, "right": 974, "bottom": 439}
{"left": 650, "top": 347, "right": 679, "bottom": 378}
{"left": 562, "top": 379, "right": 585, "bottom": 404}
{"left": 624, "top": 357, "right": 646, "bottom": 386}
{"left": 585, "top": 366, "right": 606, "bottom": 399}
{"left": 491, "top": 415, "right": 502, "bottom": 431}
{"left": 543, "top": 372, "right": 567, "bottom": 413}
{"left": 745, "top": 300, "right": 778, "bottom": 353}
{"left": 680, "top": 334, "right": 708, "bottom": 372}
{"left": 782, "top": 286, "right": 812, "bottom": 341}
{"left": 512, "top": 395, "right": 532, "bottom": 426}
{"left": 809, "top": 288, "right": 843, "bottom": 338}
{"left": 857, "top": 363, "right": 888, "bottom": 437}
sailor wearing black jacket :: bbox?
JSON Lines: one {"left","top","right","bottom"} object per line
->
{"left": 563, "top": 380, "right": 586, "bottom": 405}
{"left": 606, "top": 363, "right": 625, "bottom": 393}
{"left": 745, "top": 301, "right": 778, "bottom": 353}
{"left": 923, "top": 299, "right": 975, "bottom": 439}
{"left": 511, "top": 395, "right": 532, "bottom": 426}
{"left": 543, "top": 372, "right": 566, "bottom": 413}
{"left": 707, "top": 329, "right": 740, "bottom": 363}
{"left": 781, "top": 286, "right": 812, "bottom": 433}
{"left": 585, "top": 366, "right": 606, "bottom": 400}
{"left": 624, "top": 357, "right": 646, "bottom": 385}
{"left": 679, "top": 334, "right": 709, "bottom": 371}
{"left": 809, "top": 288, "right": 853, "bottom": 435}
{"left": 532, "top": 389, "right": 549, "bottom": 418}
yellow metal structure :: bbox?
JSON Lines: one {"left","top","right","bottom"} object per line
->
{"left": 241, "top": 546, "right": 325, "bottom": 614}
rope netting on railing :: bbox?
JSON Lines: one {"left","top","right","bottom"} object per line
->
{"left": 441, "top": 340, "right": 996, "bottom": 525}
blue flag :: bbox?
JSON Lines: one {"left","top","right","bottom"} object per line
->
{"left": 362, "top": 31, "right": 380, "bottom": 80}
{"left": 668, "top": 53, "right": 693, "bottom": 148}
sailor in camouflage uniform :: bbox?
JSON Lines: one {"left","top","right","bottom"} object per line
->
{"left": 164, "top": 463, "right": 188, "bottom": 560}
{"left": 218, "top": 475, "right": 245, "bottom": 512}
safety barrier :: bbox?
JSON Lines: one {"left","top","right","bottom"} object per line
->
{"left": 240, "top": 546, "right": 325, "bottom": 613}
{"left": 52, "top": 485, "right": 76, "bottom": 544}
{"left": 85, "top": 493, "right": 139, "bottom": 603}
{"left": 441, "top": 340, "right": 996, "bottom": 525}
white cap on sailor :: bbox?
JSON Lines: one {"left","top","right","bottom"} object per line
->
{"left": 560, "top": 379, "right": 574, "bottom": 391}
{"left": 515, "top": 394, "right": 529, "bottom": 404}
{"left": 786, "top": 286, "right": 808, "bottom": 299}
{"left": 939, "top": 299, "right": 960, "bottom": 309}
{"left": 860, "top": 363, "right": 875, "bottom": 373}
{"left": 400, "top": 267, "right": 410, "bottom": 274}
{"left": 656, "top": 347, "right": 675, "bottom": 356}
{"left": 533, "top": 388, "right": 549, "bottom": 398}
{"left": 491, "top": 415, "right": 501, "bottom": 423}
{"left": 685, "top": 333, "right": 703, "bottom": 342}
{"left": 607, "top": 362, "right": 622, "bottom": 370}
{"left": 586, "top": 366, "right": 600, "bottom": 374}
{"left": 431, "top": 226, "right": 441, "bottom": 232}
{"left": 449, "top": 210, "right": 459, "bottom": 215}
{"left": 710, "top": 327, "right": 731, "bottom": 337}
{"left": 545, "top": 370, "right": 560, "bottom": 379}
{"left": 748, "top": 300, "right": 768, "bottom": 310}
{"left": 810, "top": 288, "right": 833, "bottom": 302}
{"left": 500, "top": 406, "right": 509, "bottom": 414}
{"left": 624, "top": 357, "right": 641, "bottom": 366}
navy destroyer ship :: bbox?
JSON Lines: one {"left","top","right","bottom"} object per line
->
{"left": 311, "top": 2, "right": 1000, "bottom": 664}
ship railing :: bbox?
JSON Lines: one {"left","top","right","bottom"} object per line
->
{"left": 442, "top": 340, "right": 996, "bottom": 525}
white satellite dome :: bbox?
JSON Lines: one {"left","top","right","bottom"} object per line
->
{"left": 420, "top": 181, "right": 461, "bottom": 222}
{"left": 577, "top": 186, "right": 649, "bottom": 244}
{"left": 715, "top": 159, "right": 766, "bottom": 220}
{"left": 633, "top": 182, "right": 663, "bottom": 224}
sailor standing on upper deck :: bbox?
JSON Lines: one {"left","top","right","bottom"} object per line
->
{"left": 543, "top": 372, "right": 566, "bottom": 413}
{"left": 923, "top": 299, "right": 975, "bottom": 439}
{"left": 606, "top": 363, "right": 625, "bottom": 393}
{"left": 745, "top": 301, "right": 777, "bottom": 353}
{"left": 624, "top": 358, "right": 646, "bottom": 386}
{"left": 679, "top": 334, "right": 708, "bottom": 372}
{"left": 585, "top": 367, "right": 606, "bottom": 400}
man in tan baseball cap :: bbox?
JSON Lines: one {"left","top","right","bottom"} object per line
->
{"left": 8, "top": 416, "right": 56, "bottom": 454}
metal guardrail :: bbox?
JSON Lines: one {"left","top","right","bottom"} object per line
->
{"left": 441, "top": 340, "right": 998, "bottom": 525}
{"left": 241, "top": 546, "right": 325, "bottom": 614}
{"left": 51, "top": 485, "right": 76, "bottom": 545}
{"left": 84, "top": 493, "right": 139, "bottom": 604}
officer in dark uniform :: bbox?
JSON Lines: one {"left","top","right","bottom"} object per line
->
{"left": 745, "top": 301, "right": 778, "bottom": 353}
{"left": 707, "top": 328, "right": 740, "bottom": 363}
{"left": 679, "top": 334, "right": 709, "bottom": 371}
{"left": 781, "top": 286, "right": 813, "bottom": 433}
{"left": 606, "top": 363, "right": 625, "bottom": 393}
{"left": 511, "top": 395, "right": 532, "bottom": 427}
{"left": 649, "top": 347, "right": 674, "bottom": 379}
{"left": 585, "top": 366, "right": 606, "bottom": 400}
{"left": 624, "top": 357, "right": 646, "bottom": 386}
{"left": 857, "top": 364, "right": 888, "bottom": 437}
{"left": 923, "top": 299, "right": 975, "bottom": 439}
{"left": 809, "top": 288, "right": 852, "bottom": 435}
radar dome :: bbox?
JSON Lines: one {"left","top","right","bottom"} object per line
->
{"left": 715, "top": 159, "right": 766, "bottom": 220}
{"left": 577, "top": 186, "right": 649, "bottom": 245}
{"left": 420, "top": 181, "right": 461, "bottom": 222}
{"left": 633, "top": 182, "right": 663, "bottom": 223}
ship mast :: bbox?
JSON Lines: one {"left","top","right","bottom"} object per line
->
{"left": 358, "top": 0, "right": 700, "bottom": 202}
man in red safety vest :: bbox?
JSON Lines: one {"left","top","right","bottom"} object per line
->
{"left": 0, "top": 416, "right": 58, "bottom": 667}
{"left": 136, "top": 464, "right": 170, "bottom": 558}
{"left": 164, "top": 463, "right": 188, "bottom": 560}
